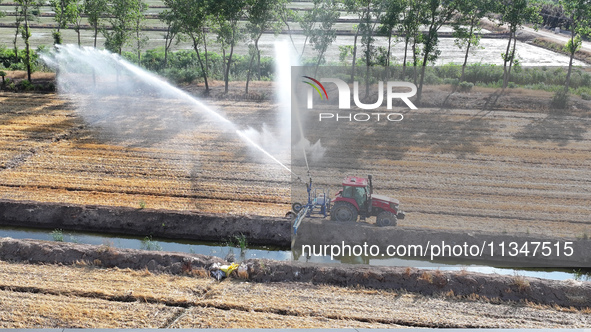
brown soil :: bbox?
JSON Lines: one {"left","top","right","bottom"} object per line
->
{"left": 0, "top": 199, "right": 290, "bottom": 247}
{"left": 0, "top": 239, "right": 590, "bottom": 328}
{"left": 2, "top": 77, "right": 591, "bottom": 241}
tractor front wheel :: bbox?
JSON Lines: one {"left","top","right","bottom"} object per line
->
{"left": 292, "top": 202, "right": 303, "bottom": 213}
{"left": 376, "top": 211, "right": 398, "bottom": 227}
{"left": 331, "top": 201, "right": 358, "bottom": 222}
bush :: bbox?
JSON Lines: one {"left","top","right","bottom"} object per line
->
{"left": 507, "top": 82, "right": 517, "bottom": 89}
{"left": 581, "top": 92, "right": 591, "bottom": 100}
{"left": 551, "top": 90, "right": 569, "bottom": 109}
{"left": 424, "top": 71, "right": 442, "bottom": 85}
{"left": 444, "top": 78, "right": 459, "bottom": 86}
{"left": 458, "top": 81, "right": 474, "bottom": 92}
{"left": 463, "top": 64, "right": 503, "bottom": 84}
{"left": 18, "top": 79, "right": 34, "bottom": 91}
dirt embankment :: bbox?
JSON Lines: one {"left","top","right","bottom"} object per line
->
{"left": 0, "top": 199, "right": 290, "bottom": 247}
{"left": 1, "top": 237, "right": 590, "bottom": 310}
{"left": 2, "top": 198, "right": 591, "bottom": 267}
{"left": 295, "top": 219, "right": 591, "bottom": 267}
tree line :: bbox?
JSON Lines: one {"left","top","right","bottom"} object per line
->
{"left": 0, "top": 0, "right": 589, "bottom": 104}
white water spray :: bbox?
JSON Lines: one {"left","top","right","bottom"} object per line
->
{"left": 42, "top": 45, "right": 294, "bottom": 175}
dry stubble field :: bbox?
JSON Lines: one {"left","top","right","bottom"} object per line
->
{"left": 0, "top": 260, "right": 589, "bottom": 328}
{"left": 0, "top": 86, "right": 291, "bottom": 216}
{"left": 1, "top": 81, "right": 591, "bottom": 238}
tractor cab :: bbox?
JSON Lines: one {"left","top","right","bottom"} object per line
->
{"left": 339, "top": 176, "right": 371, "bottom": 213}
{"left": 331, "top": 175, "right": 405, "bottom": 226}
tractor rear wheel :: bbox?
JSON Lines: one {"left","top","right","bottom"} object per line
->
{"left": 331, "top": 201, "right": 358, "bottom": 222}
{"left": 376, "top": 211, "right": 397, "bottom": 227}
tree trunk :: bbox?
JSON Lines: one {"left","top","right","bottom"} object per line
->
{"left": 136, "top": 21, "right": 141, "bottom": 65}
{"left": 203, "top": 28, "right": 209, "bottom": 90}
{"left": 350, "top": 31, "right": 359, "bottom": 83}
{"left": 314, "top": 48, "right": 326, "bottom": 76}
{"left": 502, "top": 28, "right": 513, "bottom": 88}
{"left": 192, "top": 34, "right": 209, "bottom": 93}
{"left": 416, "top": 42, "right": 430, "bottom": 105}
{"left": 245, "top": 33, "right": 262, "bottom": 95}
{"left": 24, "top": 8, "right": 32, "bottom": 82}
{"left": 411, "top": 37, "right": 418, "bottom": 85}
{"left": 505, "top": 31, "right": 517, "bottom": 88}
{"left": 460, "top": 18, "right": 475, "bottom": 81}
{"left": 402, "top": 37, "right": 409, "bottom": 80}
{"left": 387, "top": 33, "right": 392, "bottom": 68}
{"left": 281, "top": 15, "right": 298, "bottom": 54}
{"left": 94, "top": 26, "right": 98, "bottom": 48}
{"left": 245, "top": 47, "right": 256, "bottom": 94}
{"left": 13, "top": 14, "right": 20, "bottom": 65}
{"left": 255, "top": 35, "right": 261, "bottom": 80}
{"left": 164, "top": 29, "right": 170, "bottom": 68}
{"left": 224, "top": 31, "right": 235, "bottom": 94}
{"left": 564, "top": 29, "right": 576, "bottom": 93}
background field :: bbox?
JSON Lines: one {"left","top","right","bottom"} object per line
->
{"left": 1, "top": 74, "right": 590, "bottom": 238}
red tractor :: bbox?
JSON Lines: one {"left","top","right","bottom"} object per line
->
{"left": 330, "top": 175, "right": 405, "bottom": 226}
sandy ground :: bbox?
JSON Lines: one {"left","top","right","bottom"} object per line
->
{"left": 0, "top": 260, "right": 589, "bottom": 328}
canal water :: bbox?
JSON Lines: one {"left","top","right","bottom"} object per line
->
{"left": 1, "top": 226, "right": 588, "bottom": 282}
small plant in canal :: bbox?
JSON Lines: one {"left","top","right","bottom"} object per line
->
{"left": 50, "top": 229, "right": 64, "bottom": 242}
{"left": 138, "top": 200, "right": 147, "bottom": 209}
{"left": 140, "top": 236, "right": 162, "bottom": 251}
{"left": 234, "top": 233, "right": 248, "bottom": 251}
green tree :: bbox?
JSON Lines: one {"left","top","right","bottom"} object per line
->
{"left": 209, "top": 0, "right": 248, "bottom": 93}
{"left": 416, "top": 0, "right": 460, "bottom": 104}
{"left": 15, "top": 0, "right": 40, "bottom": 81}
{"left": 453, "top": 0, "right": 491, "bottom": 80}
{"left": 399, "top": 0, "right": 424, "bottom": 80}
{"left": 298, "top": 2, "right": 316, "bottom": 59}
{"left": 344, "top": 0, "right": 365, "bottom": 82}
{"left": 12, "top": 4, "right": 24, "bottom": 66}
{"left": 50, "top": 0, "right": 79, "bottom": 45}
{"left": 277, "top": 1, "right": 299, "bottom": 53}
{"left": 132, "top": 1, "right": 148, "bottom": 64}
{"left": 244, "top": 0, "right": 285, "bottom": 94}
{"left": 359, "top": 0, "right": 386, "bottom": 93}
{"left": 560, "top": 0, "right": 591, "bottom": 93}
{"left": 379, "top": 0, "right": 405, "bottom": 68}
{"left": 496, "top": 0, "right": 541, "bottom": 88}
{"left": 103, "top": 0, "right": 146, "bottom": 55}
{"left": 71, "top": 1, "right": 85, "bottom": 46}
{"left": 164, "top": 0, "right": 211, "bottom": 92}
{"left": 308, "top": 0, "right": 340, "bottom": 73}
{"left": 84, "top": 0, "right": 108, "bottom": 48}
{"left": 158, "top": 7, "right": 181, "bottom": 68}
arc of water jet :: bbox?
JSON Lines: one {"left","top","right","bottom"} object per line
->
{"left": 49, "top": 45, "right": 291, "bottom": 175}
{"left": 235, "top": 130, "right": 299, "bottom": 177}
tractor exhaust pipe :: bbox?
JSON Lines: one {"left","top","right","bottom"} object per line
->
{"left": 368, "top": 174, "right": 373, "bottom": 195}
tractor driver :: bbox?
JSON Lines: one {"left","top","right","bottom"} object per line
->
{"left": 353, "top": 186, "right": 367, "bottom": 212}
